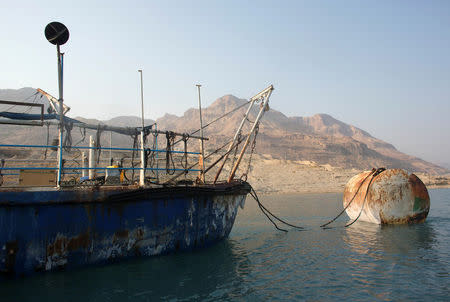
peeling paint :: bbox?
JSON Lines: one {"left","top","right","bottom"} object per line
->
{"left": 0, "top": 182, "right": 250, "bottom": 278}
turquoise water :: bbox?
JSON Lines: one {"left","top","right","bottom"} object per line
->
{"left": 1, "top": 188, "right": 449, "bottom": 301}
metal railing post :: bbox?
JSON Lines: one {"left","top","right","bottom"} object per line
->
{"left": 81, "top": 151, "right": 87, "bottom": 178}
{"left": 88, "top": 136, "right": 95, "bottom": 179}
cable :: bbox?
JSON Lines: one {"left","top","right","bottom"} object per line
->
{"left": 165, "top": 131, "right": 176, "bottom": 175}
{"left": 320, "top": 169, "right": 375, "bottom": 228}
{"left": 170, "top": 100, "right": 252, "bottom": 148}
{"left": 344, "top": 168, "right": 385, "bottom": 227}
{"left": 250, "top": 186, "right": 304, "bottom": 232}
{"left": 320, "top": 168, "right": 385, "bottom": 228}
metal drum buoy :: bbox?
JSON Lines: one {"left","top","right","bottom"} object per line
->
{"left": 343, "top": 169, "right": 430, "bottom": 224}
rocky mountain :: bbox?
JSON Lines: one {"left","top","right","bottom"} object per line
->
{"left": 153, "top": 95, "right": 446, "bottom": 174}
{"left": 0, "top": 88, "right": 447, "bottom": 174}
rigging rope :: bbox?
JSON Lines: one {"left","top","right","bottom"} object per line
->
{"left": 165, "top": 131, "right": 176, "bottom": 175}
{"left": 1, "top": 91, "right": 39, "bottom": 112}
{"left": 240, "top": 125, "right": 259, "bottom": 182}
{"left": 170, "top": 100, "right": 252, "bottom": 149}
{"left": 63, "top": 122, "right": 73, "bottom": 151}
{"left": 230, "top": 131, "right": 242, "bottom": 173}
{"left": 0, "top": 159, "right": 4, "bottom": 186}
{"left": 180, "top": 134, "right": 189, "bottom": 175}
{"left": 95, "top": 125, "right": 105, "bottom": 164}
{"left": 165, "top": 135, "right": 247, "bottom": 184}
{"left": 130, "top": 134, "right": 138, "bottom": 182}
{"left": 144, "top": 132, "right": 158, "bottom": 176}
{"left": 43, "top": 123, "right": 50, "bottom": 160}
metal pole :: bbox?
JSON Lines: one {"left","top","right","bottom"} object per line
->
{"left": 81, "top": 151, "right": 87, "bottom": 178}
{"left": 155, "top": 123, "right": 159, "bottom": 182}
{"left": 56, "top": 45, "right": 64, "bottom": 187}
{"left": 89, "top": 136, "right": 95, "bottom": 179}
{"left": 138, "top": 70, "right": 145, "bottom": 131}
{"left": 109, "top": 131, "right": 112, "bottom": 163}
{"left": 196, "top": 84, "right": 205, "bottom": 183}
{"left": 139, "top": 131, "right": 145, "bottom": 187}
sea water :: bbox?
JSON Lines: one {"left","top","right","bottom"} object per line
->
{"left": 0, "top": 189, "right": 449, "bottom": 301}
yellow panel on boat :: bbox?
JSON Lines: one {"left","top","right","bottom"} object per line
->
{"left": 19, "top": 169, "right": 56, "bottom": 186}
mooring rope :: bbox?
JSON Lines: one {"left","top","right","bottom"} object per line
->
{"left": 250, "top": 186, "right": 304, "bottom": 232}
{"left": 319, "top": 169, "right": 375, "bottom": 228}
{"left": 344, "top": 168, "right": 385, "bottom": 227}
{"left": 320, "top": 167, "right": 385, "bottom": 229}
{"left": 247, "top": 168, "right": 387, "bottom": 232}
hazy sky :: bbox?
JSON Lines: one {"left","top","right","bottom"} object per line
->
{"left": 1, "top": 1, "right": 449, "bottom": 165}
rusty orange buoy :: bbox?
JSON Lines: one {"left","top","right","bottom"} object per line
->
{"left": 343, "top": 169, "right": 430, "bottom": 224}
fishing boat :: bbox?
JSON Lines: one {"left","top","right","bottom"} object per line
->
{"left": 0, "top": 22, "right": 273, "bottom": 278}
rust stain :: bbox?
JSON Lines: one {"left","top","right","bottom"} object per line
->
{"left": 135, "top": 228, "right": 144, "bottom": 240}
{"left": 47, "top": 237, "right": 67, "bottom": 255}
{"left": 408, "top": 173, "right": 430, "bottom": 202}
{"left": 114, "top": 229, "right": 129, "bottom": 238}
{"left": 67, "top": 232, "right": 90, "bottom": 251}
{"left": 47, "top": 232, "right": 90, "bottom": 256}
{"left": 380, "top": 211, "right": 428, "bottom": 224}
{"left": 113, "top": 229, "right": 129, "bottom": 243}
{"left": 343, "top": 171, "right": 372, "bottom": 208}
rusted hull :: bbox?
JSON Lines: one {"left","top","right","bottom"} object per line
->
{"left": 0, "top": 181, "right": 250, "bottom": 279}
{"left": 343, "top": 169, "right": 430, "bottom": 224}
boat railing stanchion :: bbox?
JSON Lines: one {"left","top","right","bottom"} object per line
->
{"left": 155, "top": 123, "right": 159, "bottom": 183}
{"left": 89, "top": 136, "right": 95, "bottom": 179}
{"left": 81, "top": 151, "right": 87, "bottom": 178}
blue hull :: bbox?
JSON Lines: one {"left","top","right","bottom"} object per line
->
{"left": 0, "top": 181, "right": 250, "bottom": 279}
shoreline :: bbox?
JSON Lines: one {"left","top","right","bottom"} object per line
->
{"left": 245, "top": 155, "right": 450, "bottom": 195}
{"left": 255, "top": 184, "right": 450, "bottom": 196}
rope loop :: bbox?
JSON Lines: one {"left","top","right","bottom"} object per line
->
{"left": 0, "top": 159, "right": 5, "bottom": 186}
{"left": 165, "top": 131, "right": 176, "bottom": 175}
{"left": 181, "top": 134, "right": 189, "bottom": 174}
